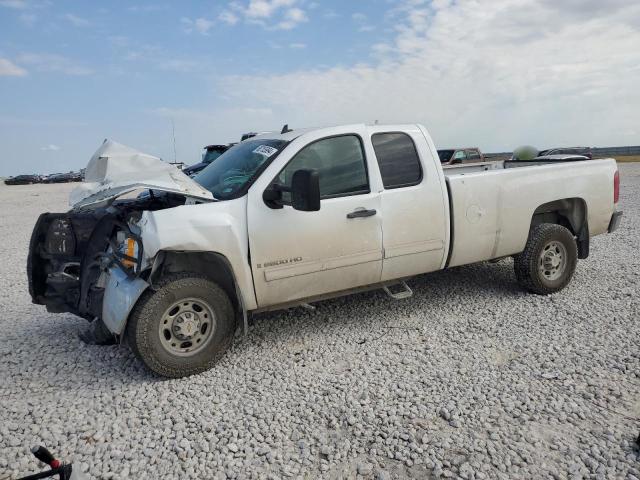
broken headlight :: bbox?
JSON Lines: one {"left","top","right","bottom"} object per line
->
{"left": 108, "top": 229, "right": 143, "bottom": 276}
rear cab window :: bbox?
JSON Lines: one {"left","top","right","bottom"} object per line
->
{"left": 371, "top": 132, "right": 422, "bottom": 189}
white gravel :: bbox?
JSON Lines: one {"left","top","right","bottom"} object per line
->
{"left": 1, "top": 165, "right": 639, "bottom": 480}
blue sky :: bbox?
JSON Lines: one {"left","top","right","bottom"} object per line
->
{"left": 1, "top": 0, "right": 640, "bottom": 176}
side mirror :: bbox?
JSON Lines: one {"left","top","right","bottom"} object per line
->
{"left": 451, "top": 158, "right": 462, "bottom": 164}
{"left": 291, "top": 169, "right": 320, "bottom": 212}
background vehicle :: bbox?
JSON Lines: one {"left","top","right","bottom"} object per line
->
{"left": 44, "top": 171, "right": 83, "bottom": 183}
{"left": 28, "top": 126, "right": 621, "bottom": 377}
{"left": 539, "top": 146, "right": 593, "bottom": 159}
{"left": 437, "top": 147, "right": 484, "bottom": 165}
{"left": 4, "top": 174, "right": 41, "bottom": 185}
{"left": 182, "top": 144, "right": 233, "bottom": 177}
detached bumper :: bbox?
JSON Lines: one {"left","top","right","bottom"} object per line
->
{"left": 608, "top": 211, "right": 623, "bottom": 233}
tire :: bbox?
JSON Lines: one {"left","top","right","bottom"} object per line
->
{"left": 514, "top": 223, "right": 578, "bottom": 295}
{"left": 126, "top": 273, "right": 236, "bottom": 378}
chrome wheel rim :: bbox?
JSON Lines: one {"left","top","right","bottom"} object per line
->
{"left": 158, "top": 298, "right": 216, "bottom": 356}
{"left": 538, "top": 240, "right": 567, "bottom": 281}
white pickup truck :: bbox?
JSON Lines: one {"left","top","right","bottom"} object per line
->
{"left": 28, "top": 124, "right": 622, "bottom": 377}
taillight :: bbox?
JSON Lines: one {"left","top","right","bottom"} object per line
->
{"left": 613, "top": 170, "right": 620, "bottom": 204}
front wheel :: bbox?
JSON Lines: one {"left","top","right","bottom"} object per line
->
{"left": 514, "top": 223, "right": 578, "bottom": 295}
{"left": 126, "top": 273, "right": 236, "bottom": 377}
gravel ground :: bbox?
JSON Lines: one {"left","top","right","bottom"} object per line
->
{"left": 1, "top": 165, "right": 639, "bottom": 480}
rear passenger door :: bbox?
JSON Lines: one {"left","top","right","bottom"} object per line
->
{"left": 370, "top": 128, "right": 448, "bottom": 281}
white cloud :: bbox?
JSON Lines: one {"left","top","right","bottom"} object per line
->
{"left": 289, "top": 42, "right": 306, "bottom": 49}
{"left": 127, "top": 5, "right": 168, "bottom": 13}
{"left": 352, "top": 12, "right": 367, "bottom": 22}
{"left": 0, "top": 58, "right": 27, "bottom": 76}
{"left": 158, "top": 59, "right": 199, "bottom": 73}
{"left": 273, "top": 7, "right": 307, "bottom": 30}
{"left": 227, "top": 0, "right": 308, "bottom": 30}
{"left": 244, "top": 0, "right": 295, "bottom": 19}
{"left": 0, "top": 0, "right": 28, "bottom": 8}
{"left": 219, "top": 10, "right": 239, "bottom": 25}
{"left": 63, "top": 13, "right": 90, "bottom": 27}
{"left": 181, "top": 17, "right": 215, "bottom": 35}
{"left": 17, "top": 53, "right": 93, "bottom": 75}
{"left": 40, "top": 144, "right": 60, "bottom": 151}
{"left": 18, "top": 12, "right": 36, "bottom": 26}
{"left": 210, "top": 0, "right": 640, "bottom": 150}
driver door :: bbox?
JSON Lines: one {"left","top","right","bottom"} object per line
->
{"left": 247, "top": 134, "right": 383, "bottom": 308}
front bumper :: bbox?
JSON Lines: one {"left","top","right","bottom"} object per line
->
{"left": 608, "top": 211, "right": 623, "bottom": 233}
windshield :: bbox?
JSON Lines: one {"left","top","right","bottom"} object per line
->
{"left": 437, "top": 149, "right": 454, "bottom": 162}
{"left": 194, "top": 139, "right": 287, "bottom": 199}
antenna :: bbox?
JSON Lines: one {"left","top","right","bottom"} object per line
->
{"left": 171, "top": 118, "right": 177, "bottom": 163}
{"left": 281, "top": 124, "right": 292, "bottom": 134}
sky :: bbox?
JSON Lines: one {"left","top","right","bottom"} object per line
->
{"left": 1, "top": 0, "right": 639, "bottom": 176}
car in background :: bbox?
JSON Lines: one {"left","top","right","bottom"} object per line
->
{"left": 538, "top": 147, "right": 592, "bottom": 159}
{"left": 4, "top": 174, "right": 42, "bottom": 185}
{"left": 437, "top": 148, "right": 485, "bottom": 165}
{"left": 182, "top": 144, "right": 233, "bottom": 177}
{"left": 45, "top": 171, "right": 83, "bottom": 183}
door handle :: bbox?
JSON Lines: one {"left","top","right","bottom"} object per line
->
{"left": 347, "top": 208, "right": 377, "bottom": 219}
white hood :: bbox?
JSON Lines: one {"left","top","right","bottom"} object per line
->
{"left": 70, "top": 139, "right": 214, "bottom": 208}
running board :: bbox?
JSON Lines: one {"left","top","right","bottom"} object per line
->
{"left": 382, "top": 281, "right": 413, "bottom": 300}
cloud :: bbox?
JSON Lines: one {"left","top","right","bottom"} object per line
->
{"left": 227, "top": 0, "right": 308, "bottom": 30}
{"left": 127, "top": 4, "right": 168, "bottom": 13}
{"left": 219, "top": 10, "right": 239, "bottom": 25}
{"left": 273, "top": 7, "right": 307, "bottom": 30}
{"left": 18, "top": 12, "right": 36, "bottom": 26}
{"left": 17, "top": 53, "right": 93, "bottom": 75}
{"left": 40, "top": 144, "right": 60, "bottom": 151}
{"left": 63, "top": 13, "right": 90, "bottom": 27}
{"left": 158, "top": 59, "right": 199, "bottom": 73}
{"left": 0, "top": 58, "right": 27, "bottom": 76}
{"left": 352, "top": 12, "right": 367, "bottom": 22}
{"left": 289, "top": 42, "right": 306, "bottom": 49}
{"left": 211, "top": 0, "right": 640, "bottom": 150}
{"left": 0, "top": 0, "right": 27, "bottom": 8}
{"left": 244, "top": 0, "right": 295, "bottom": 19}
{"left": 181, "top": 17, "right": 214, "bottom": 35}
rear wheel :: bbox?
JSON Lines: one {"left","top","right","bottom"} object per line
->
{"left": 126, "top": 273, "right": 236, "bottom": 377}
{"left": 514, "top": 223, "right": 578, "bottom": 295}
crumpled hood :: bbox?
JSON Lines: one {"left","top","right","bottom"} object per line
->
{"left": 69, "top": 139, "right": 214, "bottom": 209}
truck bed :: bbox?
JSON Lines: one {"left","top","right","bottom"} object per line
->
{"left": 443, "top": 159, "right": 618, "bottom": 267}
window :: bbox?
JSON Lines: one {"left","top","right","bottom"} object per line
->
{"left": 372, "top": 133, "right": 423, "bottom": 189}
{"left": 466, "top": 149, "right": 481, "bottom": 162}
{"left": 453, "top": 150, "right": 467, "bottom": 162}
{"left": 277, "top": 135, "right": 369, "bottom": 202}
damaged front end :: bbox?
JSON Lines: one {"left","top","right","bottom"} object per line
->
{"left": 29, "top": 200, "right": 153, "bottom": 332}
{"left": 27, "top": 139, "right": 214, "bottom": 336}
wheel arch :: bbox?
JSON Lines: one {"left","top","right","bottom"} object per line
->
{"left": 530, "top": 197, "right": 589, "bottom": 259}
{"left": 149, "top": 251, "right": 242, "bottom": 314}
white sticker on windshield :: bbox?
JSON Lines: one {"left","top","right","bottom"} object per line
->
{"left": 253, "top": 145, "right": 278, "bottom": 158}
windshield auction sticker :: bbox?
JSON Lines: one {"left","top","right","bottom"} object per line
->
{"left": 253, "top": 145, "right": 278, "bottom": 158}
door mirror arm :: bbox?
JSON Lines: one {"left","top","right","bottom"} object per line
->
{"left": 263, "top": 184, "right": 287, "bottom": 209}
